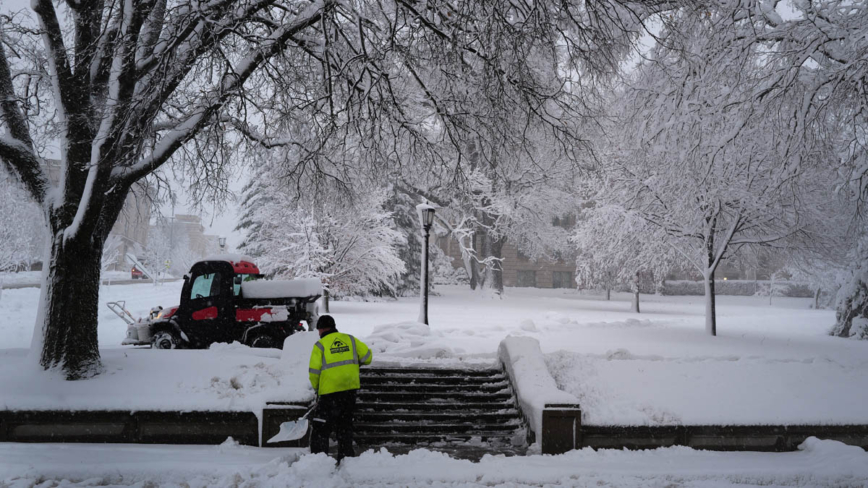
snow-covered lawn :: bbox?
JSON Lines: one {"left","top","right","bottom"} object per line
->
{"left": 0, "top": 271, "right": 134, "bottom": 288}
{"left": 2, "top": 438, "right": 867, "bottom": 487}
{"left": 0, "top": 271, "right": 42, "bottom": 287}
{"left": 0, "top": 281, "right": 184, "bottom": 349}
{"left": 1, "top": 284, "right": 867, "bottom": 425}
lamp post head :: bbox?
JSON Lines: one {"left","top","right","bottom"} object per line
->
{"left": 416, "top": 204, "right": 436, "bottom": 231}
{"left": 218, "top": 236, "right": 227, "bottom": 250}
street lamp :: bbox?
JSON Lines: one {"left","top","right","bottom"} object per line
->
{"left": 218, "top": 236, "right": 227, "bottom": 251}
{"left": 416, "top": 204, "right": 436, "bottom": 325}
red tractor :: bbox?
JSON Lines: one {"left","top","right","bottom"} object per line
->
{"left": 120, "top": 256, "right": 321, "bottom": 349}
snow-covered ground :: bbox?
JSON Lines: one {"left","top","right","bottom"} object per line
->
{"left": 0, "top": 271, "right": 169, "bottom": 289}
{"left": 1, "top": 284, "right": 867, "bottom": 425}
{"left": 0, "top": 281, "right": 184, "bottom": 349}
{"left": 2, "top": 438, "right": 867, "bottom": 487}
{"left": 0, "top": 271, "right": 43, "bottom": 286}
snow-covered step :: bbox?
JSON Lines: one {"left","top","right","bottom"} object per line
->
{"left": 360, "top": 383, "right": 509, "bottom": 394}
{"left": 357, "top": 412, "right": 521, "bottom": 424}
{"left": 361, "top": 375, "right": 508, "bottom": 386}
{"left": 358, "top": 390, "right": 512, "bottom": 402}
{"left": 361, "top": 367, "right": 502, "bottom": 377}
{"left": 355, "top": 432, "right": 521, "bottom": 445}
{"left": 356, "top": 401, "right": 514, "bottom": 411}
{"left": 356, "top": 422, "right": 518, "bottom": 433}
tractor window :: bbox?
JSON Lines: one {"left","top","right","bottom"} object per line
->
{"left": 190, "top": 273, "right": 220, "bottom": 300}
{"left": 233, "top": 274, "right": 260, "bottom": 296}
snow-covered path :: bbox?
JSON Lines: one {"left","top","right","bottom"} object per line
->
{"left": 2, "top": 438, "right": 867, "bottom": 488}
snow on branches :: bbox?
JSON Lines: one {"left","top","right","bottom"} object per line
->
{"left": 239, "top": 166, "right": 404, "bottom": 298}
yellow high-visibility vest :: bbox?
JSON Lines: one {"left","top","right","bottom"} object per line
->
{"left": 309, "top": 332, "right": 372, "bottom": 395}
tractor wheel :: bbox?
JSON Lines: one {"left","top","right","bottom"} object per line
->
{"left": 152, "top": 330, "right": 180, "bottom": 349}
{"left": 248, "top": 333, "right": 277, "bottom": 349}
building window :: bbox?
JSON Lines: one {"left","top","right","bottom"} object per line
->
{"left": 552, "top": 215, "right": 574, "bottom": 229}
{"left": 517, "top": 270, "right": 537, "bottom": 287}
{"left": 552, "top": 271, "right": 574, "bottom": 289}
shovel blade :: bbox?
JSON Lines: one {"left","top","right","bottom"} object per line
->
{"left": 267, "top": 418, "right": 310, "bottom": 443}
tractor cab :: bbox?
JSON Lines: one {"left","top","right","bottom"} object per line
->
{"left": 177, "top": 260, "right": 243, "bottom": 346}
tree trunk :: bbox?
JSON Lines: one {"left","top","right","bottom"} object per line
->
{"left": 484, "top": 234, "right": 505, "bottom": 295}
{"left": 37, "top": 232, "right": 104, "bottom": 379}
{"left": 605, "top": 287, "right": 611, "bottom": 301}
{"left": 631, "top": 271, "right": 640, "bottom": 313}
{"left": 468, "top": 232, "right": 480, "bottom": 291}
{"left": 814, "top": 287, "right": 821, "bottom": 310}
{"left": 322, "top": 286, "right": 330, "bottom": 313}
{"left": 703, "top": 270, "right": 717, "bottom": 336}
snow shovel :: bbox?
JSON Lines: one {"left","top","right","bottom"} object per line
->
{"left": 267, "top": 404, "right": 316, "bottom": 443}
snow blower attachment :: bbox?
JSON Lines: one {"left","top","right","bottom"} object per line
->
{"left": 108, "top": 301, "right": 153, "bottom": 346}
{"left": 268, "top": 404, "right": 316, "bottom": 443}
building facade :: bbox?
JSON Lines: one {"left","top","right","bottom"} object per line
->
{"left": 437, "top": 236, "right": 577, "bottom": 289}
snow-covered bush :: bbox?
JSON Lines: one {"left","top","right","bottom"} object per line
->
{"left": 833, "top": 243, "right": 868, "bottom": 340}
{"left": 660, "top": 280, "right": 813, "bottom": 298}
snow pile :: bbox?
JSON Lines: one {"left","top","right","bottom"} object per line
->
{"left": 278, "top": 330, "right": 319, "bottom": 402}
{"left": 242, "top": 279, "right": 322, "bottom": 299}
{"left": 498, "top": 336, "right": 579, "bottom": 435}
{"left": 366, "top": 322, "right": 461, "bottom": 359}
{"left": 2, "top": 439, "right": 867, "bottom": 487}
{"left": 0, "top": 339, "right": 317, "bottom": 411}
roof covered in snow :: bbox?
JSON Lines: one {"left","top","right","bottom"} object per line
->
{"left": 241, "top": 278, "right": 323, "bottom": 299}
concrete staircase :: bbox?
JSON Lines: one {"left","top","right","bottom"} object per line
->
{"left": 356, "top": 366, "right": 526, "bottom": 458}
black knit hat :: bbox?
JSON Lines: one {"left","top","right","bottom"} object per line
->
{"left": 316, "top": 314, "right": 336, "bottom": 330}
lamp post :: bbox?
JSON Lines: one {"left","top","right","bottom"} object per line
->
{"left": 218, "top": 236, "right": 227, "bottom": 252}
{"left": 416, "top": 204, "right": 436, "bottom": 325}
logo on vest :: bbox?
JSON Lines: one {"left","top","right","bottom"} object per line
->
{"left": 330, "top": 339, "right": 350, "bottom": 354}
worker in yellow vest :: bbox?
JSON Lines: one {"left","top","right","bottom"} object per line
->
{"left": 308, "top": 315, "right": 372, "bottom": 461}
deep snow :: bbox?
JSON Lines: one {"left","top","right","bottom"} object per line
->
{"left": 0, "top": 283, "right": 867, "bottom": 425}
{"left": 1, "top": 438, "right": 867, "bottom": 487}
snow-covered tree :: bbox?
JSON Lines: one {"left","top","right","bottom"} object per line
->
{"left": 604, "top": 1, "right": 865, "bottom": 336}
{"left": 596, "top": 13, "right": 847, "bottom": 335}
{"left": 144, "top": 220, "right": 198, "bottom": 278}
{"left": 1, "top": 0, "right": 697, "bottom": 377}
{"left": 400, "top": 135, "right": 584, "bottom": 295}
{"left": 99, "top": 234, "right": 123, "bottom": 275}
{"left": 241, "top": 177, "right": 405, "bottom": 297}
{"left": 572, "top": 203, "right": 680, "bottom": 311}
{"left": 832, "top": 235, "right": 868, "bottom": 339}
{"left": 0, "top": 172, "right": 44, "bottom": 273}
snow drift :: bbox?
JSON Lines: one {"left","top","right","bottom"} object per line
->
{"left": 498, "top": 336, "right": 580, "bottom": 436}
